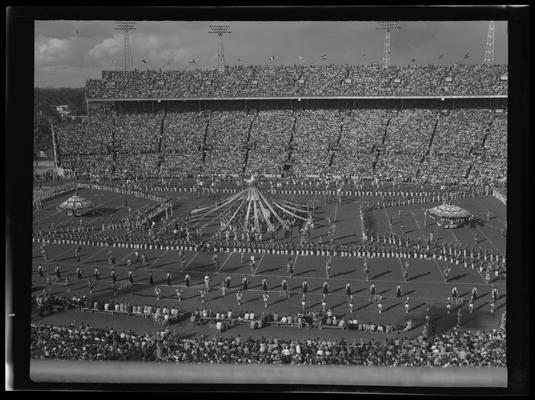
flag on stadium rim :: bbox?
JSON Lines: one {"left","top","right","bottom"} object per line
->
{"left": 269, "top": 56, "right": 275, "bottom": 61}
{"left": 321, "top": 54, "right": 327, "bottom": 60}
{"left": 464, "top": 53, "right": 470, "bottom": 59}
{"left": 189, "top": 59, "right": 196, "bottom": 63}
{"left": 237, "top": 57, "right": 244, "bottom": 61}
{"left": 141, "top": 60, "right": 147, "bottom": 64}
{"left": 438, "top": 54, "right": 444, "bottom": 59}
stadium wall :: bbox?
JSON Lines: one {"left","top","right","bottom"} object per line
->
{"left": 89, "top": 97, "right": 508, "bottom": 116}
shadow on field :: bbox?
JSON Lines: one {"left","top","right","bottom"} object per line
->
{"left": 83, "top": 207, "right": 117, "bottom": 217}
{"left": 408, "top": 271, "right": 431, "bottom": 281}
{"left": 261, "top": 266, "right": 281, "bottom": 273}
{"left": 332, "top": 270, "right": 353, "bottom": 278}
{"left": 449, "top": 273, "right": 468, "bottom": 281}
{"left": 295, "top": 269, "right": 316, "bottom": 276}
{"left": 270, "top": 297, "right": 288, "bottom": 306}
{"left": 244, "top": 296, "right": 261, "bottom": 304}
{"left": 357, "top": 302, "right": 372, "bottom": 311}
{"left": 383, "top": 302, "right": 401, "bottom": 313}
{"left": 54, "top": 256, "right": 75, "bottom": 262}
{"left": 336, "top": 234, "right": 355, "bottom": 242}
{"left": 223, "top": 265, "right": 246, "bottom": 273}
{"left": 411, "top": 302, "right": 426, "bottom": 312}
{"left": 330, "top": 301, "right": 346, "bottom": 310}
{"left": 370, "top": 270, "right": 391, "bottom": 280}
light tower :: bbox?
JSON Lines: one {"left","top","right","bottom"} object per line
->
{"left": 115, "top": 21, "right": 136, "bottom": 72}
{"left": 209, "top": 25, "right": 231, "bottom": 73}
{"left": 377, "top": 21, "right": 400, "bottom": 68}
{"left": 483, "top": 21, "right": 495, "bottom": 64}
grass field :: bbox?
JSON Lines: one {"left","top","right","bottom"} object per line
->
{"left": 32, "top": 188, "right": 507, "bottom": 342}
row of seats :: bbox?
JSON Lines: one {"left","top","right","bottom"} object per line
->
{"left": 85, "top": 64, "right": 508, "bottom": 98}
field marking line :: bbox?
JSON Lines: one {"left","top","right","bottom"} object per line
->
{"left": 292, "top": 254, "right": 299, "bottom": 275}
{"left": 146, "top": 249, "right": 170, "bottom": 270}
{"left": 82, "top": 246, "right": 110, "bottom": 263}
{"left": 396, "top": 258, "right": 405, "bottom": 279}
{"left": 115, "top": 249, "right": 138, "bottom": 267}
{"left": 253, "top": 253, "right": 266, "bottom": 275}
{"left": 218, "top": 252, "right": 235, "bottom": 272}
{"left": 183, "top": 252, "right": 200, "bottom": 271}
{"left": 406, "top": 202, "right": 425, "bottom": 239}
{"left": 47, "top": 246, "right": 78, "bottom": 263}
{"left": 448, "top": 228, "right": 461, "bottom": 245}
{"left": 431, "top": 258, "right": 446, "bottom": 282}
{"left": 382, "top": 207, "right": 394, "bottom": 235}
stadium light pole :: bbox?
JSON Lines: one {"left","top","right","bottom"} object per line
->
{"left": 483, "top": 21, "right": 495, "bottom": 64}
{"left": 115, "top": 21, "right": 136, "bottom": 72}
{"left": 376, "top": 21, "right": 400, "bottom": 68}
{"left": 209, "top": 25, "right": 231, "bottom": 73}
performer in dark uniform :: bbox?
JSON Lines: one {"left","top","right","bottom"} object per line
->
{"left": 281, "top": 279, "right": 289, "bottom": 298}
{"left": 369, "top": 282, "right": 376, "bottom": 302}
{"left": 302, "top": 280, "right": 308, "bottom": 295}
{"left": 242, "top": 276, "right": 248, "bottom": 291}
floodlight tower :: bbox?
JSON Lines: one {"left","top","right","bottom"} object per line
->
{"left": 209, "top": 25, "right": 231, "bottom": 72}
{"left": 483, "top": 21, "right": 495, "bottom": 64}
{"left": 115, "top": 21, "right": 136, "bottom": 72}
{"left": 376, "top": 21, "right": 400, "bottom": 68}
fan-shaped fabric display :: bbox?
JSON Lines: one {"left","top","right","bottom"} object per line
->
{"left": 57, "top": 194, "right": 95, "bottom": 216}
{"left": 189, "top": 175, "right": 312, "bottom": 233}
{"left": 427, "top": 204, "right": 471, "bottom": 219}
{"left": 426, "top": 203, "right": 471, "bottom": 229}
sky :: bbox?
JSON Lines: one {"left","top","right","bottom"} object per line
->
{"left": 35, "top": 20, "right": 508, "bottom": 88}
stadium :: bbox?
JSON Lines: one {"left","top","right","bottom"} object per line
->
{"left": 31, "top": 21, "right": 507, "bottom": 370}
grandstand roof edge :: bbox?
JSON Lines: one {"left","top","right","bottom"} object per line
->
{"left": 86, "top": 95, "right": 508, "bottom": 102}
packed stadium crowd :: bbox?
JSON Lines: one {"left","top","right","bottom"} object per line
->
{"left": 30, "top": 321, "right": 505, "bottom": 366}
{"left": 85, "top": 64, "right": 508, "bottom": 99}
{"left": 55, "top": 102, "right": 507, "bottom": 186}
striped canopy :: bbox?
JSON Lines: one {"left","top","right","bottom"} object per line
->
{"left": 190, "top": 176, "right": 311, "bottom": 233}
{"left": 57, "top": 194, "right": 95, "bottom": 213}
{"left": 427, "top": 203, "right": 471, "bottom": 219}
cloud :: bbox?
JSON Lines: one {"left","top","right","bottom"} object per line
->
{"left": 35, "top": 37, "right": 72, "bottom": 65}
{"left": 86, "top": 35, "right": 123, "bottom": 65}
